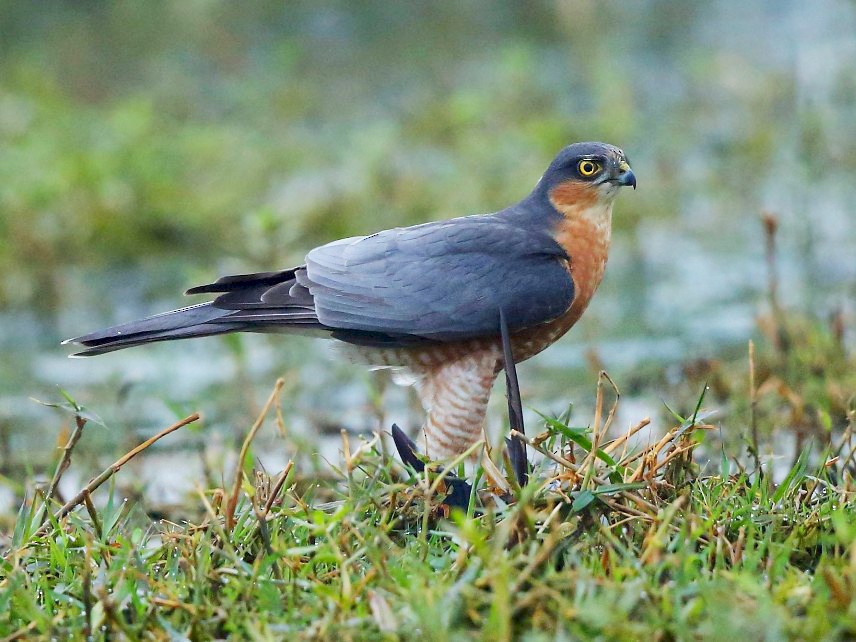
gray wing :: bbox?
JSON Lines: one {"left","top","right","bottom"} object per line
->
{"left": 301, "top": 215, "right": 574, "bottom": 341}
{"left": 65, "top": 215, "right": 574, "bottom": 355}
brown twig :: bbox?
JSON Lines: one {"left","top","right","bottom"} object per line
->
{"left": 762, "top": 210, "right": 788, "bottom": 352}
{"left": 599, "top": 496, "right": 655, "bottom": 521}
{"left": 603, "top": 417, "right": 651, "bottom": 456}
{"left": 262, "top": 461, "right": 294, "bottom": 516}
{"left": 762, "top": 211, "right": 780, "bottom": 315}
{"left": 43, "top": 414, "right": 87, "bottom": 512}
{"left": 82, "top": 491, "right": 102, "bottom": 539}
{"left": 623, "top": 426, "right": 685, "bottom": 472}
{"left": 23, "top": 412, "right": 200, "bottom": 545}
{"left": 225, "top": 378, "right": 285, "bottom": 531}
{"left": 748, "top": 340, "right": 762, "bottom": 474}
{"left": 581, "top": 372, "right": 619, "bottom": 489}
{"left": 581, "top": 372, "right": 608, "bottom": 486}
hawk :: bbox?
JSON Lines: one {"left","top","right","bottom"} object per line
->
{"left": 66, "top": 142, "right": 636, "bottom": 458}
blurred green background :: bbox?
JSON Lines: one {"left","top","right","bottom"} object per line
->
{"left": 1, "top": 1, "right": 854, "bottom": 500}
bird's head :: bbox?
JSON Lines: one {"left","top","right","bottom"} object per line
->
{"left": 538, "top": 142, "right": 635, "bottom": 216}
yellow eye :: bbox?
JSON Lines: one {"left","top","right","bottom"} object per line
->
{"left": 577, "top": 160, "right": 601, "bottom": 177}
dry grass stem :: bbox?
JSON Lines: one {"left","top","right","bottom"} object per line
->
{"left": 44, "top": 415, "right": 87, "bottom": 510}
{"left": 226, "top": 378, "right": 285, "bottom": 530}
{"left": 602, "top": 417, "right": 651, "bottom": 455}
{"left": 21, "top": 412, "right": 201, "bottom": 546}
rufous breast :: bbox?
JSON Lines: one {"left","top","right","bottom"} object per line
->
{"left": 509, "top": 188, "right": 613, "bottom": 362}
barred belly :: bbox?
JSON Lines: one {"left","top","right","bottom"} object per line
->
{"left": 347, "top": 328, "right": 570, "bottom": 459}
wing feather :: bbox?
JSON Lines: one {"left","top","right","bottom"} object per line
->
{"left": 303, "top": 215, "right": 574, "bottom": 341}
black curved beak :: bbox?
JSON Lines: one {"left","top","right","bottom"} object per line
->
{"left": 617, "top": 167, "right": 636, "bottom": 190}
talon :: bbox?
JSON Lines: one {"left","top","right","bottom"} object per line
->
{"left": 391, "top": 424, "right": 473, "bottom": 511}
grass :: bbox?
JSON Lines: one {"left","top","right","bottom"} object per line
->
{"left": 2, "top": 323, "right": 855, "bottom": 640}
